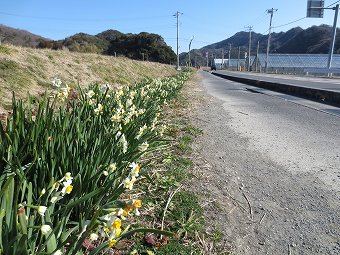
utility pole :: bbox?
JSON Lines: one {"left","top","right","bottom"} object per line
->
{"left": 237, "top": 46, "right": 241, "bottom": 71}
{"left": 142, "top": 53, "right": 145, "bottom": 61}
{"left": 328, "top": 4, "right": 339, "bottom": 69}
{"left": 174, "top": 11, "right": 183, "bottom": 71}
{"left": 256, "top": 41, "right": 260, "bottom": 72}
{"left": 265, "top": 8, "right": 278, "bottom": 72}
{"left": 228, "top": 43, "right": 231, "bottom": 69}
{"left": 221, "top": 49, "right": 224, "bottom": 69}
{"left": 245, "top": 26, "right": 253, "bottom": 71}
{"left": 188, "top": 35, "right": 194, "bottom": 67}
{"left": 206, "top": 52, "right": 209, "bottom": 67}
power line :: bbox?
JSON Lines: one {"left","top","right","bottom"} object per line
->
{"left": 0, "top": 11, "right": 171, "bottom": 22}
{"left": 327, "top": 0, "right": 340, "bottom": 8}
{"left": 272, "top": 17, "right": 306, "bottom": 29}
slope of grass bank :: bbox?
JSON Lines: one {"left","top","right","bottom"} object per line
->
{"left": 0, "top": 44, "right": 176, "bottom": 110}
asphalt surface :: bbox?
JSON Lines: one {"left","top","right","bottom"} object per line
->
{"left": 189, "top": 71, "right": 340, "bottom": 254}
{"left": 214, "top": 70, "right": 340, "bottom": 92}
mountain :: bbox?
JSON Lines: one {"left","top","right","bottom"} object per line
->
{"left": 0, "top": 24, "right": 49, "bottom": 47}
{"left": 277, "top": 25, "right": 336, "bottom": 54}
{"left": 0, "top": 25, "right": 176, "bottom": 64}
{"left": 181, "top": 25, "right": 338, "bottom": 66}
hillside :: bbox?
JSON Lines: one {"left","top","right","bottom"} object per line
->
{"left": 59, "top": 31, "right": 176, "bottom": 63}
{"left": 0, "top": 25, "right": 176, "bottom": 64}
{"left": 0, "top": 44, "right": 176, "bottom": 111}
{"left": 181, "top": 25, "right": 339, "bottom": 66}
{"left": 0, "top": 24, "right": 49, "bottom": 47}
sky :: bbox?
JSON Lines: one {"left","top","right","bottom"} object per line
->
{"left": 1, "top": 0, "right": 340, "bottom": 53}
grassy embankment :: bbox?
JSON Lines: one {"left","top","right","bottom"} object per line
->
{"left": 0, "top": 44, "right": 176, "bottom": 111}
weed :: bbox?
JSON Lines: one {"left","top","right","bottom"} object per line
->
{"left": 183, "top": 125, "right": 203, "bottom": 136}
{"left": 177, "top": 135, "right": 193, "bottom": 152}
{"left": 157, "top": 240, "right": 200, "bottom": 255}
{"left": 168, "top": 191, "right": 204, "bottom": 237}
{"left": 0, "top": 59, "right": 32, "bottom": 87}
{"left": 211, "top": 229, "right": 224, "bottom": 242}
{"left": 47, "top": 54, "right": 54, "bottom": 61}
{"left": 0, "top": 45, "right": 12, "bottom": 54}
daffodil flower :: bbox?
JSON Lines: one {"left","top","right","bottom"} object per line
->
{"left": 64, "top": 172, "right": 73, "bottom": 181}
{"left": 134, "top": 208, "right": 140, "bottom": 216}
{"left": 139, "top": 141, "right": 149, "bottom": 152}
{"left": 52, "top": 78, "right": 62, "bottom": 87}
{"left": 136, "top": 124, "right": 147, "bottom": 140}
{"left": 110, "top": 113, "right": 121, "bottom": 122}
{"left": 94, "top": 104, "right": 104, "bottom": 115}
{"left": 108, "top": 239, "right": 117, "bottom": 247}
{"left": 86, "top": 90, "right": 95, "bottom": 98}
{"left": 138, "top": 109, "right": 146, "bottom": 115}
{"left": 124, "top": 178, "right": 133, "bottom": 190}
{"left": 109, "top": 163, "right": 117, "bottom": 172}
{"left": 90, "top": 233, "right": 99, "bottom": 241}
{"left": 121, "top": 134, "right": 128, "bottom": 154}
{"left": 129, "top": 162, "right": 140, "bottom": 177}
{"left": 133, "top": 199, "right": 142, "bottom": 209}
{"left": 61, "top": 179, "right": 73, "bottom": 195}
{"left": 112, "top": 218, "right": 121, "bottom": 230}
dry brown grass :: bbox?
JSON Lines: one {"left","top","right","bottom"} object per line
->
{"left": 0, "top": 44, "right": 176, "bottom": 111}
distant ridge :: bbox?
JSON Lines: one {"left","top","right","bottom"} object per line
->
{"left": 180, "top": 25, "right": 340, "bottom": 66}
{"left": 0, "top": 25, "right": 176, "bottom": 64}
{"left": 0, "top": 24, "right": 49, "bottom": 47}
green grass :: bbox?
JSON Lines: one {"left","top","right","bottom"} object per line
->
{"left": 0, "top": 45, "right": 13, "bottom": 54}
{"left": 168, "top": 191, "right": 204, "bottom": 236}
{"left": 157, "top": 240, "right": 198, "bottom": 255}
{"left": 0, "top": 59, "right": 32, "bottom": 89}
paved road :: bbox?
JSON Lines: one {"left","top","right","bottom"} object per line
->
{"left": 190, "top": 71, "right": 340, "bottom": 254}
{"left": 215, "top": 70, "right": 340, "bottom": 92}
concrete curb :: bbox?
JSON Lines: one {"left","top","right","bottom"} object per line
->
{"left": 212, "top": 72, "right": 340, "bottom": 107}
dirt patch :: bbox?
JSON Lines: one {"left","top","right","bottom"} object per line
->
{"left": 183, "top": 71, "right": 340, "bottom": 254}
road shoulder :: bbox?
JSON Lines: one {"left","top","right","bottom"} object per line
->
{"left": 185, "top": 71, "right": 340, "bottom": 255}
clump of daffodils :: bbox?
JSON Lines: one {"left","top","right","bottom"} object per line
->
{"left": 51, "top": 78, "right": 71, "bottom": 102}
{"left": 124, "top": 162, "right": 141, "bottom": 190}
{"left": 88, "top": 199, "right": 143, "bottom": 247}
{"left": 94, "top": 103, "right": 104, "bottom": 115}
{"left": 50, "top": 172, "right": 74, "bottom": 204}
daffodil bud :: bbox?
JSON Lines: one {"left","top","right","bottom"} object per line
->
{"left": 37, "top": 206, "right": 47, "bottom": 216}
{"left": 41, "top": 224, "right": 52, "bottom": 235}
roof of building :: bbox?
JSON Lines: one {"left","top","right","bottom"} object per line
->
{"left": 255, "top": 54, "right": 340, "bottom": 68}
{"left": 213, "top": 59, "right": 228, "bottom": 64}
{"left": 214, "top": 58, "right": 246, "bottom": 66}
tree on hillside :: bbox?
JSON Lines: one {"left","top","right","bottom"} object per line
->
{"left": 107, "top": 32, "right": 176, "bottom": 63}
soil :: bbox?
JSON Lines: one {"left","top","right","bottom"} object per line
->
{"left": 184, "top": 71, "right": 340, "bottom": 255}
